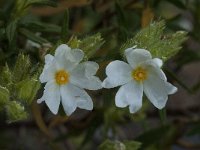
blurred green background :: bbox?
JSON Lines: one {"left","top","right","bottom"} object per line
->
{"left": 0, "top": 0, "right": 200, "bottom": 150}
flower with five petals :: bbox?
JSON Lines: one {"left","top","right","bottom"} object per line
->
{"left": 102, "top": 48, "right": 177, "bottom": 113}
{"left": 38, "top": 44, "right": 102, "bottom": 115}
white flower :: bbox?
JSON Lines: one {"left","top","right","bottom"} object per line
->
{"left": 38, "top": 44, "right": 102, "bottom": 115}
{"left": 102, "top": 48, "right": 177, "bottom": 113}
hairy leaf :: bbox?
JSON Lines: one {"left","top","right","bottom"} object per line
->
{"left": 79, "top": 33, "right": 105, "bottom": 59}
{"left": 120, "top": 21, "right": 187, "bottom": 61}
{"left": 16, "top": 78, "right": 40, "bottom": 104}
{"left": 19, "top": 28, "right": 48, "bottom": 44}
{"left": 6, "top": 101, "right": 28, "bottom": 123}
{"left": 0, "top": 86, "right": 9, "bottom": 109}
{"left": 0, "top": 64, "right": 12, "bottom": 88}
{"left": 13, "top": 53, "right": 31, "bottom": 83}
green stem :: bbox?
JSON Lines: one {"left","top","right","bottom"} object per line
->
{"left": 159, "top": 108, "right": 167, "bottom": 125}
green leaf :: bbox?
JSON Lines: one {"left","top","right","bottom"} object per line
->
{"left": 61, "top": 10, "right": 69, "bottom": 42}
{"left": 67, "top": 36, "right": 82, "bottom": 49}
{"left": 22, "top": 21, "right": 61, "bottom": 33}
{"left": 19, "top": 28, "right": 48, "bottom": 44}
{"left": 120, "top": 21, "right": 187, "bottom": 61}
{"left": 79, "top": 33, "right": 105, "bottom": 59}
{"left": 13, "top": 53, "right": 31, "bottom": 83}
{"left": 6, "top": 101, "right": 28, "bottom": 123}
{"left": 0, "top": 86, "right": 9, "bottom": 109}
{"left": 16, "top": 78, "right": 40, "bottom": 104}
{"left": 6, "top": 19, "right": 18, "bottom": 44}
{"left": 25, "top": 0, "right": 57, "bottom": 8}
{"left": 0, "top": 64, "right": 12, "bottom": 88}
{"left": 67, "top": 34, "right": 104, "bottom": 59}
{"left": 98, "top": 140, "right": 141, "bottom": 150}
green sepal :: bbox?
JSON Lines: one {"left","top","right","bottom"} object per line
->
{"left": 6, "top": 101, "right": 28, "bottom": 123}
{"left": 16, "top": 78, "right": 41, "bottom": 104}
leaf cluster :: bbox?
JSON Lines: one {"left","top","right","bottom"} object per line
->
{"left": 120, "top": 21, "right": 187, "bottom": 61}
{"left": 0, "top": 54, "right": 40, "bottom": 123}
{"left": 67, "top": 33, "right": 105, "bottom": 59}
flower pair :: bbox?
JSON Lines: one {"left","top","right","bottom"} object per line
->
{"left": 38, "top": 44, "right": 177, "bottom": 115}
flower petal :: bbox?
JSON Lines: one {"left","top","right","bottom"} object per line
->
{"left": 54, "top": 44, "right": 77, "bottom": 71}
{"left": 165, "top": 82, "right": 178, "bottom": 95}
{"left": 152, "top": 58, "right": 163, "bottom": 68}
{"left": 66, "top": 48, "right": 84, "bottom": 64}
{"left": 103, "top": 60, "right": 132, "bottom": 88}
{"left": 125, "top": 48, "right": 152, "bottom": 68}
{"left": 142, "top": 60, "right": 167, "bottom": 81}
{"left": 71, "top": 76, "right": 102, "bottom": 90}
{"left": 115, "top": 81, "right": 143, "bottom": 113}
{"left": 39, "top": 58, "right": 56, "bottom": 83}
{"left": 55, "top": 44, "right": 84, "bottom": 64}
{"left": 102, "top": 77, "right": 120, "bottom": 88}
{"left": 70, "top": 63, "right": 102, "bottom": 90}
{"left": 45, "top": 54, "right": 54, "bottom": 64}
{"left": 55, "top": 44, "right": 71, "bottom": 57}
{"left": 144, "top": 73, "right": 168, "bottom": 109}
{"left": 60, "top": 84, "right": 93, "bottom": 115}
{"left": 84, "top": 61, "right": 99, "bottom": 76}
{"left": 60, "top": 85, "right": 77, "bottom": 116}
{"left": 142, "top": 60, "right": 177, "bottom": 95}
{"left": 38, "top": 81, "right": 60, "bottom": 114}
{"left": 74, "top": 88, "right": 93, "bottom": 110}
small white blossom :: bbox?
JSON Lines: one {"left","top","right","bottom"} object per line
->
{"left": 102, "top": 48, "right": 177, "bottom": 113}
{"left": 38, "top": 44, "right": 102, "bottom": 115}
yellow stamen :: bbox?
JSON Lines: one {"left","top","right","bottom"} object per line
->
{"left": 55, "top": 70, "right": 70, "bottom": 85}
{"left": 132, "top": 67, "right": 147, "bottom": 82}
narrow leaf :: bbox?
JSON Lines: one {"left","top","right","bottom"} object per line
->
{"left": 6, "top": 19, "right": 18, "bottom": 44}
{"left": 61, "top": 10, "right": 69, "bottom": 42}
{"left": 26, "top": 0, "right": 57, "bottom": 8}
{"left": 19, "top": 28, "right": 48, "bottom": 44}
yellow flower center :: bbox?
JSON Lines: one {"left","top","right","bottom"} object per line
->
{"left": 132, "top": 67, "right": 147, "bottom": 82}
{"left": 55, "top": 70, "right": 70, "bottom": 85}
